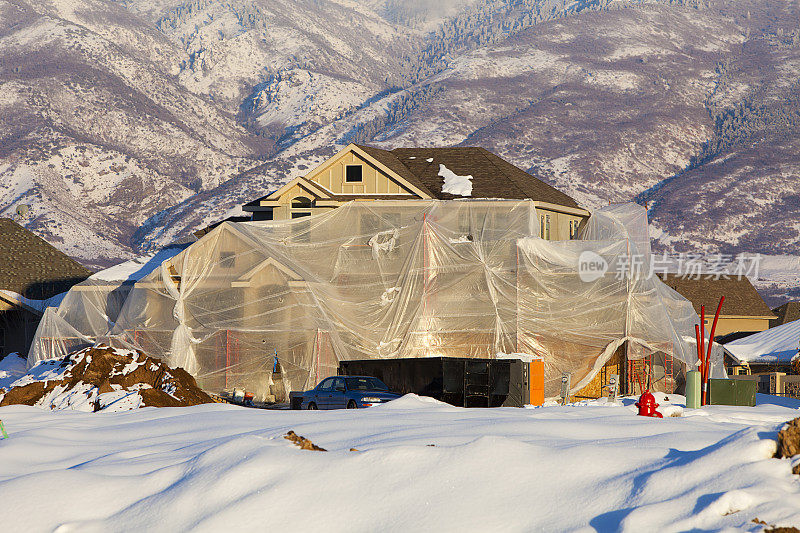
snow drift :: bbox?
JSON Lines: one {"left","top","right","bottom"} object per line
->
{"left": 0, "top": 395, "right": 799, "bottom": 531}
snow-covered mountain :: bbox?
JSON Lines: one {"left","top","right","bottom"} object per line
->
{"left": 1, "top": 0, "right": 799, "bottom": 280}
{"left": 0, "top": 0, "right": 262, "bottom": 265}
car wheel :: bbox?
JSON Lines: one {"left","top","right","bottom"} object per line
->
{"left": 347, "top": 400, "right": 358, "bottom": 409}
{"left": 307, "top": 402, "right": 317, "bottom": 410}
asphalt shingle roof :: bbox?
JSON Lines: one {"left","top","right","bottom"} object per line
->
{"left": 657, "top": 274, "right": 774, "bottom": 318}
{"left": 0, "top": 218, "right": 92, "bottom": 300}
{"left": 378, "top": 146, "right": 581, "bottom": 207}
{"left": 771, "top": 301, "right": 800, "bottom": 326}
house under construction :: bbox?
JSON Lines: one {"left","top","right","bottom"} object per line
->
{"left": 29, "top": 200, "right": 717, "bottom": 402}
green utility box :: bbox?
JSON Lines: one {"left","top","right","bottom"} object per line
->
{"left": 707, "top": 378, "right": 757, "bottom": 407}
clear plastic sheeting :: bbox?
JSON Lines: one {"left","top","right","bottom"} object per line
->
{"left": 29, "top": 200, "right": 718, "bottom": 401}
{"left": 31, "top": 280, "right": 136, "bottom": 362}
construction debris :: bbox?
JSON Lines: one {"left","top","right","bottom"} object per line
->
{"left": 284, "top": 430, "right": 327, "bottom": 451}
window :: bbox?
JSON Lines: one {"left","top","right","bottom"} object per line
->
{"left": 333, "top": 377, "right": 346, "bottom": 391}
{"left": 318, "top": 378, "right": 334, "bottom": 391}
{"left": 569, "top": 220, "right": 580, "bottom": 240}
{"left": 540, "top": 214, "right": 551, "bottom": 240}
{"left": 346, "top": 377, "right": 389, "bottom": 391}
{"left": 384, "top": 212, "right": 401, "bottom": 229}
{"left": 345, "top": 165, "right": 363, "bottom": 182}
{"left": 457, "top": 210, "right": 474, "bottom": 241}
{"left": 291, "top": 196, "right": 312, "bottom": 220}
{"left": 219, "top": 251, "right": 235, "bottom": 268}
{"left": 291, "top": 196, "right": 312, "bottom": 208}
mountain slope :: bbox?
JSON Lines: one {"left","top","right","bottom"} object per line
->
{"left": 2, "top": 0, "right": 800, "bottom": 284}
{"left": 369, "top": 5, "right": 745, "bottom": 208}
{"left": 132, "top": 1, "right": 751, "bottom": 247}
{"left": 644, "top": 28, "right": 800, "bottom": 256}
{"left": 0, "top": 0, "right": 263, "bottom": 265}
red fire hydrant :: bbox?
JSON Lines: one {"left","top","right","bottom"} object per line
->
{"left": 635, "top": 391, "right": 663, "bottom": 418}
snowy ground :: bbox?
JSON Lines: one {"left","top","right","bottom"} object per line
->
{"left": 1, "top": 394, "right": 799, "bottom": 532}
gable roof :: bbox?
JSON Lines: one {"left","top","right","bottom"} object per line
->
{"left": 246, "top": 144, "right": 582, "bottom": 209}
{"left": 364, "top": 145, "right": 580, "bottom": 207}
{"left": 724, "top": 319, "right": 800, "bottom": 364}
{"left": 0, "top": 218, "right": 92, "bottom": 300}
{"left": 771, "top": 301, "right": 800, "bottom": 326}
{"left": 657, "top": 274, "right": 774, "bottom": 318}
{"left": 385, "top": 146, "right": 580, "bottom": 207}
{"left": 354, "top": 145, "right": 436, "bottom": 198}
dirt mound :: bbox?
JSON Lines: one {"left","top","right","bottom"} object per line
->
{"left": 0, "top": 345, "right": 213, "bottom": 411}
{"left": 775, "top": 417, "right": 800, "bottom": 475}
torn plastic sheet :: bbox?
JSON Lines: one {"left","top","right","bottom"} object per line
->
{"left": 29, "top": 200, "right": 712, "bottom": 401}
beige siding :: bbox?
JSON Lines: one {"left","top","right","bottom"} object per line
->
{"left": 708, "top": 317, "right": 771, "bottom": 336}
{"left": 264, "top": 183, "right": 335, "bottom": 220}
{"left": 535, "top": 208, "right": 585, "bottom": 240}
{"left": 309, "top": 152, "right": 411, "bottom": 195}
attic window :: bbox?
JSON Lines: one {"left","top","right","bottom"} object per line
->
{"left": 345, "top": 165, "right": 363, "bottom": 183}
{"left": 220, "top": 251, "right": 235, "bottom": 268}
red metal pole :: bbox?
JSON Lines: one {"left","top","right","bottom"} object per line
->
{"left": 700, "top": 305, "right": 706, "bottom": 405}
{"left": 704, "top": 296, "right": 725, "bottom": 405}
{"left": 695, "top": 324, "right": 702, "bottom": 370}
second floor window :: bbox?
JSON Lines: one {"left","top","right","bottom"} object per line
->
{"left": 219, "top": 251, "right": 236, "bottom": 268}
{"left": 345, "top": 165, "right": 363, "bottom": 182}
{"left": 292, "top": 196, "right": 312, "bottom": 209}
{"left": 569, "top": 220, "right": 580, "bottom": 239}
{"left": 291, "top": 196, "right": 312, "bottom": 221}
{"left": 540, "top": 214, "right": 551, "bottom": 240}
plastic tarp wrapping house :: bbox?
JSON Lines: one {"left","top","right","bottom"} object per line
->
{"left": 29, "top": 200, "right": 718, "bottom": 401}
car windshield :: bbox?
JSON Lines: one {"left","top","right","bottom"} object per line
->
{"left": 345, "top": 377, "right": 389, "bottom": 391}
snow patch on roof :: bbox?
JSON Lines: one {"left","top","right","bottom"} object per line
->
{"left": 89, "top": 244, "right": 187, "bottom": 282}
{"left": 438, "top": 164, "right": 473, "bottom": 196}
{"left": 0, "top": 290, "right": 66, "bottom": 313}
{"left": 724, "top": 320, "right": 800, "bottom": 364}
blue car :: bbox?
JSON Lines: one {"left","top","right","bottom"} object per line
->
{"left": 301, "top": 376, "right": 401, "bottom": 409}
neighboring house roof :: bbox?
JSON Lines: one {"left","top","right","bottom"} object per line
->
{"left": 724, "top": 319, "right": 800, "bottom": 364}
{"left": 246, "top": 144, "right": 582, "bottom": 209}
{"left": 88, "top": 244, "right": 188, "bottom": 284}
{"left": 656, "top": 274, "right": 774, "bottom": 318}
{"left": 0, "top": 218, "right": 92, "bottom": 300}
{"left": 771, "top": 301, "right": 800, "bottom": 327}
